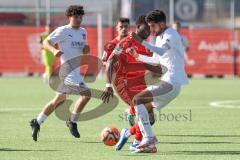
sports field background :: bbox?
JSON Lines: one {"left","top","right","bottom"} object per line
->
{"left": 0, "top": 77, "right": 240, "bottom": 160}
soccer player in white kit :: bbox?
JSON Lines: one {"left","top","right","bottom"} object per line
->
{"left": 126, "top": 10, "right": 189, "bottom": 153}
{"left": 30, "top": 5, "right": 91, "bottom": 141}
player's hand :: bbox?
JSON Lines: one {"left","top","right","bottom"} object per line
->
{"left": 104, "top": 42, "right": 116, "bottom": 52}
{"left": 101, "top": 87, "right": 113, "bottom": 103}
{"left": 54, "top": 50, "right": 63, "bottom": 57}
{"left": 83, "top": 45, "right": 90, "bottom": 54}
{"left": 126, "top": 47, "right": 139, "bottom": 58}
{"left": 130, "top": 32, "right": 143, "bottom": 43}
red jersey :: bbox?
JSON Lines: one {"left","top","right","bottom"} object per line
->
{"left": 102, "top": 37, "right": 120, "bottom": 62}
{"left": 112, "top": 36, "right": 152, "bottom": 106}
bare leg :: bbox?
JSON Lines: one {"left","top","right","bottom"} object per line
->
{"left": 42, "top": 93, "right": 67, "bottom": 116}
{"left": 73, "top": 90, "right": 91, "bottom": 114}
{"left": 133, "top": 89, "right": 154, "bottom": 111}
{"left": 70, "top": 90, "right": 91, "bottom": 122}
{"left": 67, "top": 90, "right": 91, "bottom": 138}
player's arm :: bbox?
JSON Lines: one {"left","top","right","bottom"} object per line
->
{"left": 126, "top": 47, "right": 160, "bottom": 66}
{"left": 43, "top": 39, "right": 63, "bottom": 57}
{"left": 82, "top": 30, "right": 90, "bottom": 54}
{"left": 131, "top": 32, "right": 170, "bottom": 56}
{"left": 145, "top": 64, "right": 163, "bottom": 77}
{"left": 101, "top": 42, "right": 117, "bottom": 66}
{"left": 101, "top": 54, "right": 118, "bottom": 103}
{"left": 83, "top": 45, "right": 90, "bottom": 54}
{"left": 182, "top": 36, "right": 190, "bottom": 52}
{"left": 126, "top": 48, "right": 165, "bottom": 77}
{"left": 43, "top": 27, "right": 65, "bottom": 57}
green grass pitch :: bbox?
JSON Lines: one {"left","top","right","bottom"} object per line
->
{"left": 0, "top": 77, "right": 240, "bottom": 160}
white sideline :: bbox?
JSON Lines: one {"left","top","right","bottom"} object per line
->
{"left": 209, "top": 100, "right": 240, "bottom": 108}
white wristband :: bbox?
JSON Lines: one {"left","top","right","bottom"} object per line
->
{"left": 106, "top": 83, "right": 112, "bottom": 87}
{"left": 113, "top": 45, "right": 122, "bottom": 55}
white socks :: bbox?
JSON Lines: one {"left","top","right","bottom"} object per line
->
{"left": 133, "top": 139, "right": 141, "bottom": 145}
{"left": 134, "top": 104, "right": 154, "bottom": 138}
{"left": 124, "top": 129, "right": 131, "bottom": 138}
{"left": 70, "top": 112, "right": 80, "bottom": 123}
{"left": 37, "top": 112, "right": 48, "bottom": 125}
{"left": 36, "top": 112, "right": 80, "bottom": 125}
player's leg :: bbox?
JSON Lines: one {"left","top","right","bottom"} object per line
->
{"left": 130, "top": 107, "right": 156, "bottom": 152}
{"left": 66, "top": 89, "right": 91, "bottom": 138}
{"left": 115, "top": 106, "right": 135, "bottom": 151}
{"left": 115, "top": 123, "right": 143, "bottom": 151}
{"left": 134, "top": 81, "right": 173, "bottom": 144}
{"left": 133, "top": 90, "right": 157, "bottom": 147}
{"left": 30, "top": 93, "right": 67, "bottom": 141}
{"left": 134, "top": 82, "right": 180, "bottom": 153}
{"left": 129, "top": 123, "right": 142, "bottom": 151}
{"left": 115, "top": 105, "right": 155, "bottom": 151}
{"left": 127, "top": 105, "right": 136, "bottom": 126}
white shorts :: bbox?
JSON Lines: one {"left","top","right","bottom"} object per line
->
{"left": 55, "top": 82, "right": 89, "bottom": 95}
{"left": 147, "top": 81, "right": 181, "bottom": 110}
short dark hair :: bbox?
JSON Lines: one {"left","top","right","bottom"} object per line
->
{"left": 146, "top": 10, "right": 166, "bottom": 23}
{"left": 65, "top": 5, "right": 85, "bottom": 17}
{"left": 118, "top": 17, "right": 130, "bottom": 24}
{"left": 173, "top": 21, "right": 181, "bottom": 28}
{"left": 135, "top": 15, "right": 147, "bottom": 27}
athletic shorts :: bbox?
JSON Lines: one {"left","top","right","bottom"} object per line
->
{"left": 55, "top": 82, "right": 89, "bottom": 95}
{"left": 147, "top": 81, "right": 181, "bottom": 110}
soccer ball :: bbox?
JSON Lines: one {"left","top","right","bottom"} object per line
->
{"left": 101, "top": 127, "right": 120, "bottom": 146}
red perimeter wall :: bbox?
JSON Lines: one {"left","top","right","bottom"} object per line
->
{"left": 0, "top": 26, "right": 240, "bottom": 76}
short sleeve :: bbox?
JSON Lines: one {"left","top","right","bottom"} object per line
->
{"left": 47, "top": 27, "right": 65, "bottom": 45}
{"left": 161, "top": 33, "right": 173, "bottom": 49}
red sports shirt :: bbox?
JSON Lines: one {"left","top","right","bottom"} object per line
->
{"left": 104, "top": 36, "right": 152, "bottom": 106}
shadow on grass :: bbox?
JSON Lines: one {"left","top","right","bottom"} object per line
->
{"left": 164, "top": 150, "right": 240, "bottom": 155}
{"left": 159, "top": 141, "right": 235, "bottom": 144}
{"left": 80, "top": 141, "right": 102, "bottom": 144}
{"left": 120, "top": 150, "right": 240, "bottom": 156}
{"left": 159, "top": 134, "right": 240, "bottom": 138}
{"left": 121, "top": 154, "right": 148, "bottom": 157}
{"left": 0, "top": 148, "right": 61, "bottom": 152}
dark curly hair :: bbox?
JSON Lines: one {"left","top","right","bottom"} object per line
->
{"left": 118, "top": 17, "right": 130, "bottom": 24}
{"left": 146, "top": 10, "right": 166, "bottom": 23}
{"left": 136, "top": 15, "right": 147, "bottom": 27}
{"left": 65, "top": 5, "right": 85, "bottom": 17}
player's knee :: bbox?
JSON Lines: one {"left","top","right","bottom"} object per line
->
{"left": 81, "top": 91, "right": 91, "bottom": 102}
{"left": 133, "top": 96, "right": 143, "bottom": 105}
{"left": 52, "top": 94, "right": 66, "bottom": 107}
{"left": 82, "top": 95, "right": 91, "bottom": 102}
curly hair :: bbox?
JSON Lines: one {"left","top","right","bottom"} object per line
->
{"left": 146, "top": 10, "right": 166, "bottom": 23}
{"left": 135, "top": 14, "right": 147, "bottom": 27}
{"left": 118, "top": 17, "right": 130, "bottom": 24}
{"left": 65, "top": 5, "right": 85, "bottom": 17}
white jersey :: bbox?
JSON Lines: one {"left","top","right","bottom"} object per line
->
{"left": 140, "top": 27, "right": 188, "bottom": 85}
{"left": 47, "top": 25, "right": 87, "bottom": 86}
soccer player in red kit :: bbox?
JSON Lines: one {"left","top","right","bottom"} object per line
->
{"left": 101, "top": 15, "right": 162, "bottom": 152}
{"left": 102, "top": 17, "right": 140, "bottom": 126}
{"left": 102, "top": 18, "right": 130, "bottom": 63}
{"left": 101, "top": 18, "right": 147, "bottom": 145}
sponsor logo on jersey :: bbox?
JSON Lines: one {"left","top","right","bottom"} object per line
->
{"left": 71, "top": 41, "right": 85, "bottom": 48}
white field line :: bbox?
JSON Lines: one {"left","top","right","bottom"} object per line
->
{"left": 209, "top": 100, "right": 240, "bottom": 108}
{"left": 0, "top": 107, "right": 40, "bottom": 112}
